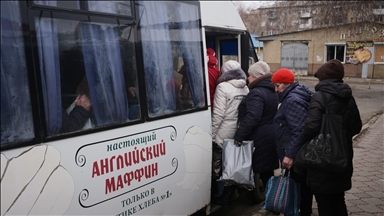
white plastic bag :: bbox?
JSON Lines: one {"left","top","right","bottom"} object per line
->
{"left": 218, "top": 139, "right": 255, "bottom": 188}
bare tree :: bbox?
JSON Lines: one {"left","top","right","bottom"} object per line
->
{"left": 236, "top": 1, "right": 383, "bottom": 36}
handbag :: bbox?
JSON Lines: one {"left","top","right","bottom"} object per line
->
{"left": 262, "top": 169, "right": 300, "bottom": 216}
{"left": 217, "top": 139, "right": 255, "bottom": 188}
{"left": 212, "top": 141, "right": 222, "bottom": 180}
{"left": 294, "top": 92, "right": 348, "bottom": 170}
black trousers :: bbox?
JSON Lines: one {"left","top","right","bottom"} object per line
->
{"left": 290, "top": 167, "right": 313, "bottom": 216}
{"left": 259, "top": 170, "right": 274, "bottom": 188}
{"left": 314, "top": 191, "right": 348, "bottom": 216}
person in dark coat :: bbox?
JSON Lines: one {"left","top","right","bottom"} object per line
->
{"left": 300, "top": 59, "right": 362, "bottom": 216}
{"left": 234, "top": 61, "right": 279, "bottom": 200}
{"left": 272, "top": 68, "right": 314, "bottom": 216}
{"left": 60, "top": 76, "right": 92, "bottom": 133}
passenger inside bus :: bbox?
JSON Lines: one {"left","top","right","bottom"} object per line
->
{"left": 178, "top": 65, "right": 194, "bottom": 109}
{"left": 60, "top": 76, "right": 93, "bottom": 133}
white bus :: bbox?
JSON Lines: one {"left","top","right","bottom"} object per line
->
{"left": 0, "top": 1, "right": 258, "bottom": 215}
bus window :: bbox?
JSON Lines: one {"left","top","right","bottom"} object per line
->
{"left": 33, "top": 0, "right": 81, "bottom": 10}
{"left": 138, "top": 1, "right": 205, "bottom": 117}
{"left": 34, "top": 16, "right": 140, "bottom": 136}
{"left": 1, "top": 1, "right": 35, "bottom": 145}
{"left": 33, "top": 1, "right": 133, "bottom": 16}
{"left": 88, "top": 1, "right": 132, "bottom": 16}
{"left": 221, "top": 39, "right": 239, "bottom": 63}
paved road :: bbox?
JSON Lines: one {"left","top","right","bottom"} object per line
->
{"left": 192, "top": 77, "right": 384, "bottom": 216}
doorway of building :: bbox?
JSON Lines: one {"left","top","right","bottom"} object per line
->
{"left": 281, "top": 42, "right": 308, "bottom": 75}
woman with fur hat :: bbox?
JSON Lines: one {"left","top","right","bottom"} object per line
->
{"left": 300, "top": 59, "right": 362, "bottom": 216}
{"left": 232, "top": 61, "right": 279, "bottom": 205}
{"left": 272, "top": 68, "right": 314, "bottom": 216}
{"left": 211, "top": 60, "right": 249, "bottom": 205}
{"left": 211, "top": 60, "right": 249, "bottom": 148}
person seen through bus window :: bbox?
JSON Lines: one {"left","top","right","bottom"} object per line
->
{"left": 60, "top": 76, "right": 92, "bottom": 133}
{"left": 206, "top": 48, "right": 220, "bottom": 108}
{"left": 178, "top": 65, "right": 194, "bottom": 109}
{"left": 211, "top": 60, "right": 249, "bottom": 205}
{"left": 233, "top": 61, "right": 279, "bottom": 205}
{"left": 300, "top": 59, "right": 362, "bottom": 216}
{"left": 272, "top": 68, "right": 314, "bottom": 216}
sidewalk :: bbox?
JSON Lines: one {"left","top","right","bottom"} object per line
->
{"left": 260, "top": 113, "right": 384, "bottom": 216}
{"left": 345, "top": 113, "right": 384, "bottom": 215}
{"left": 295, "top": 75, "right": 384, "bottom": 84}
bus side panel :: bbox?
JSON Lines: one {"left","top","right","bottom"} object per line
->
{"left": 1, "top": 111, "right": 212, "bottom": 215}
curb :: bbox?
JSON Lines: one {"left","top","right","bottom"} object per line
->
{"left": 353, "top": 109, "right": 384, "bottom": 143}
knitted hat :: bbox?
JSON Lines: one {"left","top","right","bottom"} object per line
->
{"left": 272, "top": 68, "right": 295, "bottom": 83}
{"left": 248, "top": 61, "right": 270, "bottom": 78}
{"left": 314, "top": 59, "right": 344, "bottom": 81}
{"left": 221, "top": 60, "right": 241, "bottom": 74}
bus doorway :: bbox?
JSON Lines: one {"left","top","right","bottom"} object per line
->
{"left": 205, "top": 32, "right": 258, "bottom": 76}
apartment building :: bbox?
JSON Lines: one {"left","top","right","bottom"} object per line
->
{"left": 246, "top": 1, "right": 384, "bottom": 37}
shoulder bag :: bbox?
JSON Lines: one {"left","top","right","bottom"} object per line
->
{"left": 294, "top": 92, "right": 347, "bottom": 170}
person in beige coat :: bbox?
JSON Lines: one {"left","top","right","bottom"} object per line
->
{"left": 211, "top": 60, "right": 249, "bottom": 203}
{"left": 211, "top": 60, "right": 249, "bottom": 147}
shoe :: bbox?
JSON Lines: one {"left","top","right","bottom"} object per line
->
{"left": 270, "top": 210, "right": 280, "bottom": 215}
{"left": 245, "top": 189, "right": 265, "bottom": 205}
{"left": 213, "top": 185, "right": 235, "bottom": 206}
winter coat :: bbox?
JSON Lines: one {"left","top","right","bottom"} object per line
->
{"left": 60, "top": 106, "right": 90, "bottom": 133}
{"left": 234, "top": 74, "right": 279, "bottom": 173}
{"left": 212, "top": 68, "right": 249, "bottom": 147}
{"left": 273, "top": 82, "right": 313, "bottom": 162}
{"left": 207, "top": 48, "right": 220, "bottom": 107}
{"left": 300, "top": 79, "right": 362, "bottom": 194}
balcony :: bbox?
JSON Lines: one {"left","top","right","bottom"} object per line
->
{"left": 301, "top": 12, "right": 311, "bottom": 18}
{"left": 373, "top": 9, "right": 384, "bottom": 15}
{"left": 269, "top": 14, "right": 277, "bottom": 19}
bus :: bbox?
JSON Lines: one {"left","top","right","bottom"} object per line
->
{"left": 0, "top": 1, "right": 258, "bottom": 215}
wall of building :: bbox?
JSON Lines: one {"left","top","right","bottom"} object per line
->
{"left": 262, "top": 22, "right": 384, "bottom": 79}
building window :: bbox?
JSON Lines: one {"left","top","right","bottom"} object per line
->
{"left": 374, "top": 45, "right": 384, "bottom": 63}
{"left": 300, "top": 19, "right": 309, "bottom": 24}
{"left": 269, "top": 10, "right": 277, "bottom": 19}
{"left": 375, "top": 15, "right": 384, "bottom": 22}
{"left": 261, "top": 21, "right": 266, "bottom": 27}
{"left": 373, "top": 2, "right": 384, "bottom": 9}
{"left": 334, "top": 6, "right": 342, "bottom": 13}
{"left": 326, "top": 45, "right": 345, "bottom": 62}
{"left": 336, "top": 16, "right": 344, "bottom": 24}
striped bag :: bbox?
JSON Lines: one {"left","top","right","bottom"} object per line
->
{"left": 262, "top": 169, "right": 300, "bottom": 216}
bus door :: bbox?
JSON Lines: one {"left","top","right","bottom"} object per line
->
{"left": 213, "top": 33, "right": 258, "bottom": 75}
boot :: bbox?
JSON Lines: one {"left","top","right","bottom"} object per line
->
{"left": 213, "top": 185, "right": 236, "bottom": 206}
